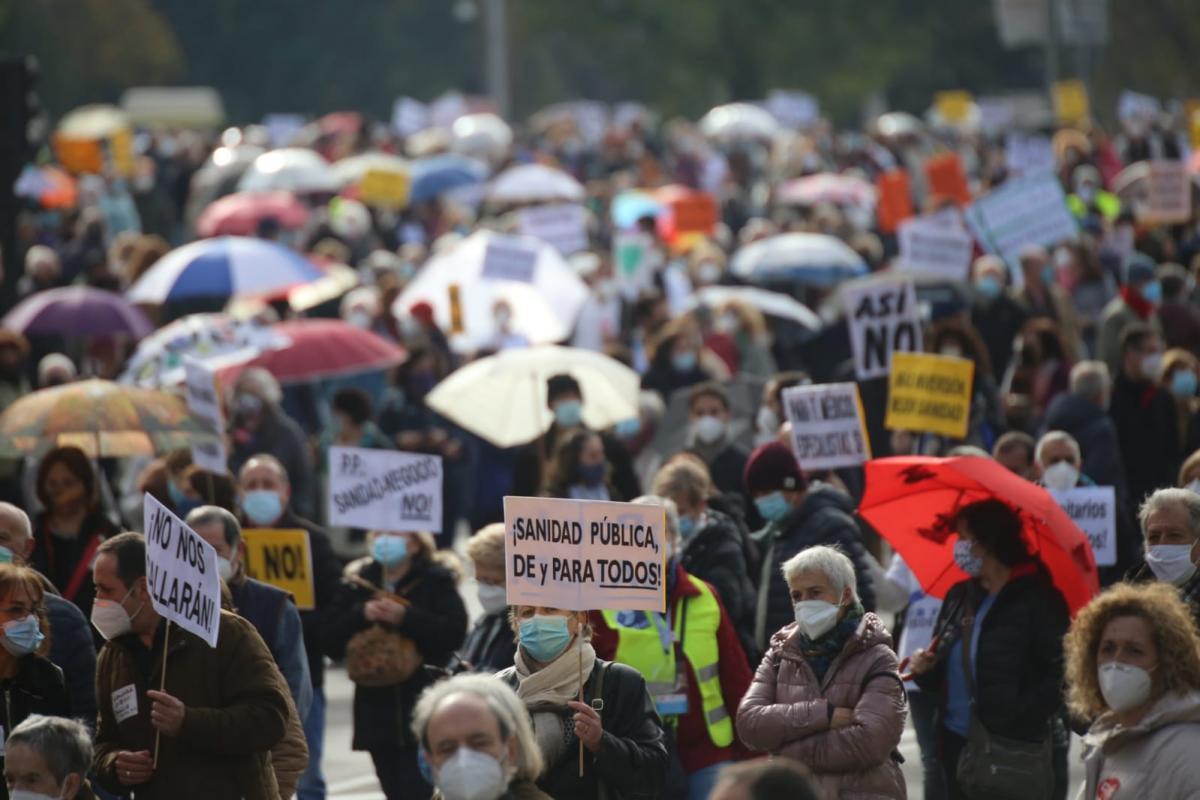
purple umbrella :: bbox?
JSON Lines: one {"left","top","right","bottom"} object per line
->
{"left": 3, "top": 287, "right": 154, "bottom": 338}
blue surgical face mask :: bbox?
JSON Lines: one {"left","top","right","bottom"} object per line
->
{"left": 1041, "top": 264, "right": 1057, "bottom": 287}
{"left": 755, "top": 491, "right": 790, "bottom": 523}
{"left": 519, "top": 614, "right": 573, "bottom": 662}
{"left": 577, "top": 462, "right": 606, "bottom": 487}
{"left": 614, "top": 417, "right": 642, "bottom": 438}
{"left": 1142, "top": 280, "right": 1163, "bottom": 305}
{"left": 168, "top": 481, "right": 201, "bottom": 516}
{"left": 372, "top": 534, "right": 409, "bottom": 568}
{"left": 954, "top": 539, "right": 983, "bottom": 577}
{"left": 0, "top": 614, "right": 44, "bottom": 656}
{"left": 678, "top": 514, "right": 697, "bottom": 539}
{"left": 553, "top": 399, "right": 583, "bottom": 428}
{"left": 242, "top": 490, "right": 284, "bottom": 526}
{"left": 976, "top": 275, "right": 1002, "bottom": 300}
{"left": 1171, "top": 370, "right": 1198, "bottom": 399}
{"left": 672, "top": 351, "right": 698, "bottom": 373}
{"left": 0, "top": 545, "right": 15, "bottom": 565}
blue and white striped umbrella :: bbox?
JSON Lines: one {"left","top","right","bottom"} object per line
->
{"left": 126, "top": 237, "right": 325, "bottom": 304}
{"left": 730, "top": 233, "right": 868, "bottom": 286}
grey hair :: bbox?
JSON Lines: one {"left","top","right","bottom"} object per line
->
{"left": 631, "top": 495, "right": 679, "bottom": 550}
{"left": 412, "top": 673, "right": 544, "bottom": 782}
{"left": 1070, "top": 360, "right": 1111, "bottom": 404}
{"left": 1139, "top": 488, "right": 1200, "bottom": 540}
{"left": 233, "top": 367, "right": 283, "bottom": 404}
{"left": 0, "top": 502, "right": 32, "bottom": 545}
{"left": 186, "top": 505, "right": 242, "bottom": 548}
{"left": 6, "top": 715, "right": 93, "bottom": 785}
{"left": 781, "top": 544, "right": 858, "bottom": 602}
{"left": 1035, "top": 430, "right": 1082, "bottom": 466}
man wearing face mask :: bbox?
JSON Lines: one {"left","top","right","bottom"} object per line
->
{"left": 1128, "top": 489, "right": 1200, "bottom": 628}
{"left": 4, "top": 715, "right": 95, "bottom": 800}
{"left": 237, "top": 455, "right": 340, "bottom": 800}
{"left": 1097, "top": 254, "right": 1165, "bottom": 376}
{"left": 970, "top": 256, "right": 1029, "bottom": 384}
{"left": 411, "top": 673, "right": 550, "bottom": 800}
{"left": 1035, "top": 431, "right": 1093, "bottom": 492}
{"left": 512, "top": 375, "right": 640, "bottom": 501}
{"left": 742, "top": 442, "right": 875, "bottom": 654}
{"left": 685, "top": 383, "right": 749, "bottom": 500}
{"left": 90, "top": 533, "right": 291, "bottom": 799}
{"left": 1110, "top": 324, "right": 1179, "bottom": 509}
{"left": 227, "top": 369, "right": 317, "bottom": 521}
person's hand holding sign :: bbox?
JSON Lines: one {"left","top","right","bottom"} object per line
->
{"left": 365, "top": 597, "right": 407, "bottom": 626}
{"left": 115, "top": 750, "right": 153, "bottom": 786}
{"left": 568, "top": 700, "right": 604, "bottom": 752}
{"left": 147, "top": 690, "right": 186, "bottom": 737}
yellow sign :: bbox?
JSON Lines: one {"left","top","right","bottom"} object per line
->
{"left": 1187, "top": 101, "right": 1200, "bottom": 150}
{"left": 934, "top": 91, "right": 973, "bottom": 125}
{"left": 885, "top": 352, "right": 975, "bottom": 439}
{"left": 359, "top": 169, "right": 411, "bottom": 208}
{"left": 242, "top": 529, "right": 315, "bottom": 610}
{"left": 1053, "top": 80, "right": 1090, "bottom": 125}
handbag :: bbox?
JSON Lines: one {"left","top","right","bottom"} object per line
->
{"left": 955, "top": 608, "right": 1053, "bottom": 800}
{"left": 345, "top": 575, "right": 424, "bottom": 687}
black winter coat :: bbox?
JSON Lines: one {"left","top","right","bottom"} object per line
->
{"left": 1042, "top": 392, "right": 1127, "bottom": 499}
{"left": 275, "top": 510, "right": 342, "bottom": 690}
{"left": 498, "top": 659, "right": 667, "bottom": 800}
{"left": 752, "top": 485, "right": 877, "bottom": 652}
{"left": 513, "top": 425, "right": 641, "bottom": 501}
{"left": 915, "top": 569, "right": 1069, "bottom": 742}
{"left": 461, "top": 611, "right": 517, "bottom": 674}
{"left": 325, "top": 557, "right": 468, "bottom": 752}
{"left": 1110, "top": 373, "right": 1178, "bottom": 507}
{"left": 681, "top": 509, "right": 758, "bottom": 662}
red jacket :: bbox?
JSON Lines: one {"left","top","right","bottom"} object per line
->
{"left": 591, "top": 561, "right": 754, "bottom": 773}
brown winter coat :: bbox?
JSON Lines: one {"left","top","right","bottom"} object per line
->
{"left": 736, "top": 612, "right": 907, "bottom": 799}
{"left": 272, "top": 673, "right": 310, "bottom": 799}
{"left": 93, "top": 611, "right": 290, "bottom": 800}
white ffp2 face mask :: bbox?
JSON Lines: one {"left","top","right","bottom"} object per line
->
{"left": 1042, "top": 461, "right": 1079, "bottom": 492}
{"left": 476, "top": 583, "right": 508, "bottom": 615}
{"left": 1098, "top": 661, "right": 1154, "bottom": 713}
{"left": 1144, "top": 544, "right": 1198, "bottom": 586}
{"left": 793, "top": 599, "right": 841, "bottom": 639}
{"left": 434, "top": 746, "right": 508, "bottom": 800}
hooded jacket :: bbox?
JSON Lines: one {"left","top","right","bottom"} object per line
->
{"left": 1042, "top": 391, "right": 1126, "bottom": 495}
{"left": 1077, "top": 689, "right": 1200, "bottom": 800}
{"left": 736, "top": 613, "right": 906, "bottom": 799}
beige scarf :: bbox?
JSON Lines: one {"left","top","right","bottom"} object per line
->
{"left": 515, "top": 637, "right": 596, "bottom": 766}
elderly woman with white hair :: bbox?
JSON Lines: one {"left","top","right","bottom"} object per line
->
{"left": 736, "top": 545, "right": 906, "bottom": 799}
{"left": 412, "top": 673, "right": 550, "bottom": 800}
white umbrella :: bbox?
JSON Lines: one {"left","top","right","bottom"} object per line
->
{"left": 450, "top": 113, "right": 513, "bottom": 164}
{"left": 688, "top": 286, "right": 821, "bottom": 330}
{"left": 426, "top": 345, "right": 639, "bottom": 447}
{"left": 238, "top": 148, "right": 338, "bottom": 193}
{"left": 730, "top": 233, "right": 868, "bottom": 286}
{"left": 57, "top": 104, "right": 129, "bottom": 139}
{"left": 874, "top": 112, "right": 924, "bottom": 139}
{"left": 392, "top": 231, "right": 589, "bottom": 353}
{"left": 487, "top": 163, "right": 585, "bottom": 204}
{"left": 699, "top": 103, "right": 780, "bottom": 143}
{"left": 330, "top": 152, "right": 410, "bottom": 187}
{"left": 119, "top": 313, "right": 291, "bottom": 388}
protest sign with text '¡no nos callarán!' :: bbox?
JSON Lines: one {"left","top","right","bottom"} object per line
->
{"left": 143, "top": 493, "right": 221, "bottom": 647}
{"left": 503, "top": 496, "right": 666, "bottom": 613}
{"left": 884, "top": 351, "right": 975, "bottom": 440}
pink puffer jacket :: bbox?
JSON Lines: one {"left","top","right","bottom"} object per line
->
{"left": 736, "top": 613, "right": 907, "bottom": 799}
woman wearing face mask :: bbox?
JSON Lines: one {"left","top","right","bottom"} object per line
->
{"left": 0, "top": 565, "right": 70, "bottom": 799}
{"left": 30, "top": 447, "right": 119, "bottom": 620}
{"left": 641, "top": 321, "right": 721, "bottom": 402}
{"left": 325, "top": 530, "right": 468, "bottom": 800}
{"left": 907, "top": 499, "right": 1070, "bottom": 800}
{"left": 495, "top": 604, "right": 668, "bottom": 800}
{"left": 1066, "top": 582, "right": 1200, "bottom": 799}
{"left": 711, "top": 300, "right": 777, "bottom": 381}
{"left": 542, "top": 430, "right": 623, "bottom": 502}
{"left": 1176, "top": 449, "right": 1200, "bottom": 496}
{"left": 459, "top": 524, "right": 517, "bottom": 673}
{"left": 1158, "top": 349, "right": 1200, "bottom": 463}
{"left": 736, "top": 545, "right": 906, "bottom": 798}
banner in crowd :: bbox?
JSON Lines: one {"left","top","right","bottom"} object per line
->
{"left": 766, "top": 90, "right": 820, "bottom": 128}
{"left": 391, "top": 96, "right": 429, "bottom": 137}
{"left": 360, "top": 169, "right": 412, "bottom": 208}
{"left": 1053, "top": 79, "right": 1090, "bottom": 125}
{"left": 934, "top": 91, "right": 973, "bottom": 125}
{"left": 243, "top": 529, "right": 315, "bottom": 610}
{"left": 924, "top": 153, "right": 971, "bottom": 206}
{"left": 182, "top": 359, "right": 228, "bottom": 475}
{"left": 518, "top": 203, "right": 589, "bottom": 255}
{"left": 885, "top": 351, "right": 975, "bottom": 439}
{"left": 262, "top": 114, "right": 306, "bottom": 148}
{"left": 844, "top": 278, "right": 922, "bottom": 380}
{"left": 144, "top": 494, "right": 221, "bottom": 647}
{"left": 480, "top": 235, "right": 541, "bottom": 283}
{"left": 964, "top": 172, "right": 1078, "bottom": 277}
{"left": 1145, "top": 161, "right": 1192, "bottom": 225}
{"left": 876, "top": 170, "right": 914, "bottom": 234}
{"left": 327, "top": 447, "right": 443, "bottom": 532}
{"left": 1048, "top": 485, "right": 1117, "bottom": 567}
{"left": 503, "top": 496, "right": 666, "bottom": 612}
{"left": 1005, "top": 133, "right": 1056, "bottom": 177}
{"left": 896, "top": 216, "right": 974, "bottom": 282}
{"left": 613, "top": 231, "right": 657, "bottom": 299}
{"left": 782, "top": 382, "right": 871, "bottom": 470}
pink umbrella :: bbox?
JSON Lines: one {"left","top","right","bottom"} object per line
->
{"left": 218, "top": 318, "right": 406, "bottom": 384}
{"left": 195, "top": 191, "right": 310, "bottom": 238}
{"left": 776, "top": 173, "right": 876, "bottom": 208}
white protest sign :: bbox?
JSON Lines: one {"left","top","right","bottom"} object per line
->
{"left": 182, "top": 359, "right": 227, "bottom": 474}
{"left": 1145, "top": 161, "right": 1192, "bottom": 224}
{"left": 843, "top": 278, "right": 922, "bottom": 380}
{"left": 766, "top": 90, "right": 820, "bottom": 129}
{"left": 517, "top": 203, "right": 589, "bottom": 255}
{"left": 391, "top": 97, "right": 429, "bottom": 137}
{"left": 1118, "top": 90, "right": 1160, "bottom": 127}
{"left": 613, "top": 230, "right": 656, "bottom": 300}
{"left": 1049, "top": 485, "right": 1116, "bottom": 567}
{"left": 504, "top": 496, "right": 666, "bottom": 612}
{"left": 1005, "top": 133, "right": 1056, "bottom": 177}
{"left": 964, "top": 172, "right": 1077, "bottom": 274}
{"left": 782, "top": 383, "right": 871, "bottom": 470}
{"left": 481, "top": 236, "right": 540, "bottom": 283}
{"left": 144, "top": 494, "right": 221, "bottom": 647}
{"left": 896, "top": 217, "right": 974, "bottom": 282}
{"left": 262, "top": 114, "right": 306, "bottom": 148}
{"left": 328, "top": 447, "right": 443, "bottom": 532}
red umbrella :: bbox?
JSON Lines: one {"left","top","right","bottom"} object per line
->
{"left": 859, "top": 456, "right": 1099, "bottom": 615}
{"left": 195, "top": 191, "right": 310, "bottom": 238}
{"left": 218, "top": 319, "right": 406, "bottom": 384}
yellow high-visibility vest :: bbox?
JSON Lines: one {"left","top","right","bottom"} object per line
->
{"left": 601, "top": 573, "right": 733, "bottom": 747}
